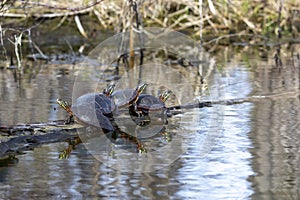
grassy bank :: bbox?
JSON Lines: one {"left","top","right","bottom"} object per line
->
{"left": 1, "top": 0, "right": 300, "bottom": 39}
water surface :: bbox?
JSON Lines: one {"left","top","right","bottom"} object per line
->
{"left": 0, "top": 43, "right": 300, "bottom": 199}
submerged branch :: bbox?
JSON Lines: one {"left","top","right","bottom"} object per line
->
{"left": 168, "top": 90, "right": 300, "bottom": 111}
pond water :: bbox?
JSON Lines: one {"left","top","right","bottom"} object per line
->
{"left": 0, "top": 33, "right": 300, "bottom": 199}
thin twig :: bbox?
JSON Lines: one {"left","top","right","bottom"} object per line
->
{"left": 277, "top": 0, "right": 283, "bottom": 39}
{"left": 198, "top": 0, "right": 203, "bottom": 45}
{"left": 203, "top": 33, "right": 270, "bottom": 45}
{"left": 18, "top": 0, "right": 105, "bottom": 11}
{"left": 74, "top": 15, "right": 88, "bottom": 38}
{"left": 0, "top": 25, "right": 9, "bottom": 64}
{"left": 1, "top": 8, "right": 94, "bottom": 18}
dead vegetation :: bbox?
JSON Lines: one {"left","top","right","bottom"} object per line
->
{"left": 1, "top": 0, "right": 299, "bottom": 37}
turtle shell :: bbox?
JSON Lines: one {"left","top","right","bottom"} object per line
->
{"left": 135, "top": 94, "right": 169, "bottom": 125}
{"left": 71, "top": 93, "right": 116, "bottom": 131}
{"left": 136, "top": 94, "right": 165, "bottom": 112}
{"left": 111, "top": 89, "right": 137, "bottom": 108}
{"left": 111, "top": 83, "right": 148, "bottom": 108}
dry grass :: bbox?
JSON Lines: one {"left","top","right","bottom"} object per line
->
{"left": 1, "top": 0, "right": 300, "bottom": 37}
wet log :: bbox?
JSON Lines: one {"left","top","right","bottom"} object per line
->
{"left": 168, "top": 91, "right": 300, "bottom": 111}
{"left": 0, "top": 120, "right": 80, "bottom": 159}
{"left": 1, "top": 92, "right": 298, "bottom": 159}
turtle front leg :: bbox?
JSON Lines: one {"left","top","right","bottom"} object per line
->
{"left": 129, "top": 103, "right": 142, "bottom": 117}
{"left": 162, "top": 109, "right": 169, "bottom": 125}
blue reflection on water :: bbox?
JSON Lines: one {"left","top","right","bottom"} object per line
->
{"left": 174, "top": 66, "right": 254, "bottom": 199}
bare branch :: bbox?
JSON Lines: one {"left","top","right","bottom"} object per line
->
{"left": 18, "top": 0, "right": 105, "bottom": 11}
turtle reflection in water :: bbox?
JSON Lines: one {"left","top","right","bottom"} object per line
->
{"left": 105, "top": 130, "right": 148, "bottom": 153}
{"left": 59, "top": 131, "right": 147, "bottom": 159}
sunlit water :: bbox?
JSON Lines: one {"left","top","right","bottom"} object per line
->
{"left": 0, "top": 45, "right": 300, "bottom": 199}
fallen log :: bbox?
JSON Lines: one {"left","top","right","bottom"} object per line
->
{"left": 1, "top": 91, "right": 298, "bottom": 159}
{"left": 0, "top": 120, "right": 81, "bottom": 159}
{"left": 0, "top": 98, "right": 234, "bottom": 159}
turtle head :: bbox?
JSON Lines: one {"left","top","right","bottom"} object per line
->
{"left": 159, "top": 90, "right": 172, "bottom": 102}
{"left": 56, "top": 98, "right": 73, "bottom": 116}
{"left": 136, "top": 82, "right": 148, "bottom": 95}
{"left": 103, "top": 84, "right": 115, "bottom": 96}
{"left": 56, "top": 98, "right": 70, "bottom": 110}
{"left": 129, "top": 82, "right": 148, "bottom": 105}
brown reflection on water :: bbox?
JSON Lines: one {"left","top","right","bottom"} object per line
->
{"left": 0, "top": 63, "right": 75, "bottom": 125}
{"left": 249, "top": 46, "right": 300, "bottom": 199}
{"left": 0, "top": 142, "right": 181, "bottom": 199}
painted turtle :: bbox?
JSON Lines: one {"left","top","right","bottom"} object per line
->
{"left": 135, "top": 90, "right": 172, "bottom": 114}
{"left": 56, "top": 85, "right": 116, "bottom": 131}
{"left": 128, "top": 90, "right": 172, "bottom": 126}
{"left": 111, "top": 82, "right": 148, "bottom": 108}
